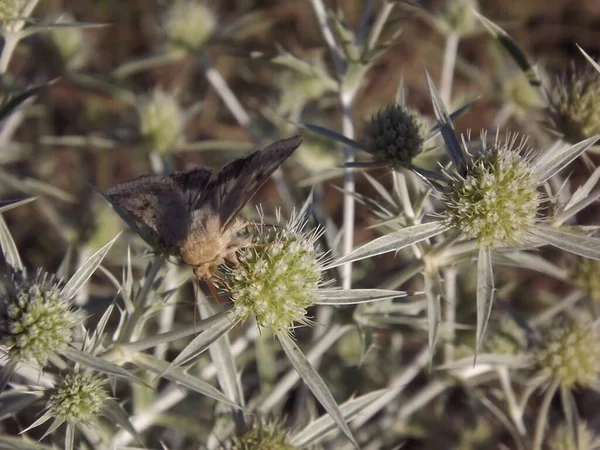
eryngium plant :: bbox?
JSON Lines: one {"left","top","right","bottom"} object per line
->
{"left": 0, "top": 269, "right": 79, "bottom": 367}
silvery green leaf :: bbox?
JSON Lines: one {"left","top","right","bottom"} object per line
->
{"left": 363, "top": 172, "right": 396, "bottom": 209}
{"left": 476, "top": 246, "right": 495, "bottom": 355}
{"left": 532, "top": 135, "right": 600, "bottom": 184}
{"left": 102, "top": 399, "right": 143, "bottom": 445}
{"left": 301, "top": 123, "right": 366, "bottom": 150}
{"left": 0, "top": 197, "right": 36, "bottom": 213}
{"left": 20, "top": 410, "right": 57, "bottom": 436}
{"left": 315, "top": 288, "right": 411, "bottom": 305}
{"left": 0, "top": 80, "right": 58, "bottom": 123}
{"left": 0, "top": 436, "right": 53, "bottom": 450}
{"left": 530, "top": 225, "right": 600, "bottom": 260}
{"left": 566, "top": 165, "right": 600, "bottom": 209}
{"left": 62, "top": 347, "right": 147, "bottom": 385}
{"left": 133, "top": 353, "right": 241, "bottom": 409}
{"left": 436, "top": 354, "right": 532, "bottom": 371}
{"left": 65, "top": 422, "right": 74, "bottom": 450}
{"left": 163, "top": 313, "right": 239, "bottom": 374}
{"left": 258, "top": 325, "right": 352, "bottom": 414}
{"left": 0, "top": 354, "right": 17, "bottom": 392}
{"left": 425, "top": 97, "right": 480, "bottom": 141}
{"left": 0, "top": 390, "right": 40, "bottom": 420}
{"left": 425, "top": 70, "right": 467, "bottom": 171}
{"left": 324, "top": 221, "right": 448, "bottom": 269}
{"left": 425, "top": 272, "right": 441, "bottom": 365}
{"left": 0, "top": 215, "right": 22, "bottom": 273}
{"left": 61, "top": 233, "right": 120, "bottom": 300}
{"left": 493, "top": 251, "right": 567, "bottom": 280}
{"left": 474, "top": 11, "right": 545, "bottom": 92}
{"left": 277, "top": 332, "right": 359, "bottom": 449}
{"left": 560, "top": 386, "right": 580, "bottom": 450}
{"left": 199, "top": 299, "right": 245, "bottom": 410}
{"left": 578, "top": 44, "right": 600, "bottom": 74}
{"left": 290, "top": 389, "right": 387, "bottom": 447}
{"left": 555, "top": 185, "right": 600, "bottom": 225}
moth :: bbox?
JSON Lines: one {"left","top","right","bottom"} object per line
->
{"left": 105, "top": 135, "right": 302, "bottom": 280}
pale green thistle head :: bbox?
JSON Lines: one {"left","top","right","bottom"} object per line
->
{"left": 227, "top": 419, "right": 295, "bottom": 450}
{"left": 548, "top": 63, "right": 600, "bottom": 143}
{"left": 441, "top": 132, "right": 541, "bottom": 248}
{"left": 136, "top": 89, "right": 184, "bottom": 155}
{"left": 223, "top": 213, "right": 325, "bottom": 335}
{"left": 0, "top": 0, "right": 25, "bottom": 28}
{"left": 46, "top": 12, "right": 90, "bottom": 71}
{"left": 534, "top": 314, "right": 600, "bottom": 389}
{"left": 438, "top": 0, "right": 480, "bottom": 36}
{"left": 364, "top": 103, "right": 425, "bottom": 168}
{"left": 46, "top": 371, "right": 108, "bottom": 428}
{"left": 163, "top": 0, "right": 216, "bottom": 53}
{"left": 547, "top": 422, "right": 598, "bottom": 450}
{"left": 0, "top": 269, "right": 79, "bottom": 367}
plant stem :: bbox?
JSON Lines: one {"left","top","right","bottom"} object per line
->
{"left": 533, "top": 379, "right": 559, "bottom": 450}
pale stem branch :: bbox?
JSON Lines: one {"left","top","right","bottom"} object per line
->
{"left": 532, "top": 379, "right": 559, "bottom": 450}
{"left": 440, "top": 33, "right": 459, "bottom": 106}
{"left": 366, "top": 1, "right": 395, "bottom": 52}
{"left": 443, "top": 267, "right": 457, "bottom": 364}
{"left": 202, "top": 61, "right": 251, "bottom": 128}
{"left": 0, "top": 34, "right": 19, "bottom": 74}
{"left": 309, "top": 0, "right": 345, "bottom": 75}
{"left": 340, "top": 95, "right": 355, "bottom": 290}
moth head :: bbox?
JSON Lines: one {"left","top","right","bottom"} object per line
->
{"left": 193, "top": 263, "right": 218, "bottom": 280}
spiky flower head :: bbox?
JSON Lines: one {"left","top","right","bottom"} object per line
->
{"left": 548, "top": 63, "right": 600, "bottom": 143}
{"left": 223, "top": 213, "right": 325, "bottom": 335}
{"left": 534, "top": 314, "right": 600, "bottom": 389}
{"left": 47, "top": 12, "right": 90, "bottom": 71}
{"left": 0, "top": 0, "right": 25, "bottom": 29}
{"left": 546, "top": 422, "right": 598, "bottom": 450}
{"left": 0, "top": 270, "right": 79, "bottom": 367}
{"left": 439, "top": 0, "right": 479, "bottom": 36}
{"left": 163, "top": 0, "right": 216, "bottom": 53}
{"left": 136, "top": 89, "right": 184, "bottom": 155}
{"left": 227, "top": 419, "right": 295, "bottom": 450}
{"left": 441, "top": 133, "right": 541, "bottom": 248}
{"left": 484, "top": 317, "right": 527, "bottom": 356}
{"left": 570, "top": 256, "right": 600, "bottom": 303}
{"left": 364, "top": 103, "right": 425, "bottom": 168}
{"left": 46, "top": 371, "right": 107, "bottom": 427}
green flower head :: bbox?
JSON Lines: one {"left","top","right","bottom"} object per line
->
{"left": 535, "top": 314, "right": 600, "bottom": 389}
{"left": 223, "top": 212, "right": 325, "bottom": 334}
{"left": 163, "top": 0, "right": 216, "bottom": 52}
{"left": 442, "top": 132, "right": 541, "bottom": 248}
{"left": 548, "top": 63, "right": 600, "bottom": 143}
{"left": 227, "top": 419, "right": 295, "bottom": 450}
{"left": 46, "top": 371, "right": 108, "bottom": 428}
{"left": 0, "top": 270, "right": 79, "bottom": 367}
{"left": 136, "top": 88, "right": 184, "bottom": 155}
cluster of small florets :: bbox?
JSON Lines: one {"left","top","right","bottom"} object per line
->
{"left": 47, "top": 12, "right": 90, "bottom": 71}
{"left": 534, "top": 315, "right": 600, "bottom": 389}
{"left": 547, "top": 422, "right": 598, "bottom": 450}
{"left": 484, "top": 318, "right": 527, "bottom": 356}
{"left": 163, "top": 0, "right": 216, "bottom": 52}
{"left": 364, "top": 103, "right": 425, "bottom": 167}
{"left": 227, "top": 419, "right": 295, "bottom": 450}
{"left": 0, "top": 270, "right": 78, "bottom": 366}
{"left": 136, "top": 89, "right": 184, "bottom": 155}
{"left": 225, "top": 219, "right": 324, "bottom": 334}
{"left": 46, "top": 371, "right": 107, "bottom": 427}
{"left": 548, "top": 63, "right": 600, "bottom": 143}
{"left": 442, "top": 135, "right": 540, "bottom": 247}
{"left": 0, "top": 0, "right": 24, "bottom": 25}
{"left": 570, "top": 256, "right": 600, "bottom": 303}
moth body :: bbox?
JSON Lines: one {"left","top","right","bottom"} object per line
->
{"left": 179, "top": 213, "right": 249, "bottom": 280}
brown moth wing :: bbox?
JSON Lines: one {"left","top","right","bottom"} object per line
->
{"left": 106, "top": 173, "right": 192, "bottom": 252}
{"left": 198, "top": 135, "right": 303, "bottom": 229}
{"left": 169, "top": 167, "right": 213, "bottom": 210}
